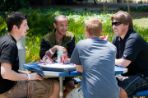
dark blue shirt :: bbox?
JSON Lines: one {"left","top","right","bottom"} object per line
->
{"left": 71, "top": 37, "right": 119, "bottom": 98}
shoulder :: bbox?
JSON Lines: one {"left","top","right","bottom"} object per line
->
{"left": 127, "top": 32, "right": 146, "bottom": 44}
{"left": 66, "top": 31, "right": 74, "bottom": 38}
{"left": 0, "top": 35, "right": 16, "bottom": 50}
{"left": 76, "top": 39, "right": 92, "bottom": 48}
{"left": 43, "top": 32, "right": 54, "bottom": 41}
{"left": 128, "top": 30, "right": 144, "bottom": 40}
{"left": 41, "top": 32, "right": 56, "bottom": 46}
{"left": 63, "top": 31, "right": 75, "bottom": 44}
{"left": 73, "top": 39, "right": 89, "bottom": 53}
{"left": 64, "top": 31, "right": 74, "bottom": 41}
{"left": 0, "top": 34, "right": 16, "bottom": 46}
{"left": 106, "top": 41, "right": 117, "bottom": 52}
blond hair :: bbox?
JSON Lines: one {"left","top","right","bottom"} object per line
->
{"left": 85, "top": 17, "right": 102, "bottom": 36}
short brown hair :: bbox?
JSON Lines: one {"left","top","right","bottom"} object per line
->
{"left": 111, "top": 11, "right": 133, "bottom": 30}
{"left": 85, "top": 17, "right": 102, "bottom": 36}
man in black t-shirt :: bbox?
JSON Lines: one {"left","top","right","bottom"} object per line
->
{"left": 0, "top": 12, "right": 59, "bottom": 98}
{"left": 111, "top": 11, "right": 148, "bottom": 98}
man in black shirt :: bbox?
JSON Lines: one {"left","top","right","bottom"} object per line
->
{"left": 112, "top": 11, "right": 148, "bottom": 98}
{"left": 0, "top": 12, "right": 59, "bottom": 98}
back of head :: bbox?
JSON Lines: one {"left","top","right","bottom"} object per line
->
{"left": 7, "top": 12, "right": 27, "bottom": 32}
{"left": 111, "top": 10, "right": 133, "bottom": 30}
{"left": 85, "top": 17, "right": 102, "bottom": 36}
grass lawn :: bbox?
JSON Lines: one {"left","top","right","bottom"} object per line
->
{"left": 134, "top": 18, "right": 148, "bottom": 29}
{"left": 133, "top": 17, "right": 148, "bottom": 41}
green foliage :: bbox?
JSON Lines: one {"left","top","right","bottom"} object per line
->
{"left": 0, "top": 8, "right": 147, "bottom": 62}
{"left": 0, "top": 16, "right": 7, "bottom": 36}
{"left": 134, "top": 25, "right": 148, "bottom": 41}
{"left": 25, "top": 35, "right": 41, "bottom": 62}
{"left": 0, "top": 0, "right": 29, "bottom": 11}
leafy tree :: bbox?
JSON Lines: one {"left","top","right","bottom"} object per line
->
{"left": 0, "top": 0, "right": 29, "bottom": 11}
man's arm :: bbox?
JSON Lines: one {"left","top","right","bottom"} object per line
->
{"left": 1, "top": 63, "right": 42, "bottom": 81}
{"left": 40, "top": 39, "right": 51, "bottom": 59}
{"left": 115, "top": 58, "right": 131, "bottom": 67}
{"left": 115, "top": 34, "right": 143, "bottom": 68}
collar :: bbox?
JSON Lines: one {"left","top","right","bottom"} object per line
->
{"left": 118, "top": 29, "right": 134, "bottom": 42}
{"left": 8, "top": 33, "right": 17, "bottom": 43}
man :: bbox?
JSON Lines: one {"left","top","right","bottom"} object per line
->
{"left": 40, "top": 15, "right": 75, "bottom": 61}
{"left": 70, "top": 17, "right": 119, "bottom": 98}
{"left": 39, "top": 15, "right": 75, "bottom": 97}
{"left": 0, "top": 12, "right": 59, "bottom": 98}
{"left": 112, "top": 11, "right": 148, "bottom": 98}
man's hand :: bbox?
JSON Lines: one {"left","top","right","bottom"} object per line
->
{"left": 54, "top": 45, "right": 69, "bottom": 63}
{"left": 49, "top": 45, "right": 66, "bottom": 56}
{"left": 54, "top": 45, "right": 65, "bottom": 51}
{"left": 76, "top": 65, "right": 83, "bottom": 73}
{"left": 27, "top": 73, "right": 42, "bottom": 80}
{"left": 100, "top": 35, "right": 108, "bottom": 40}
{"left": 41, "top": 55, "right": 53, "bottom": 64}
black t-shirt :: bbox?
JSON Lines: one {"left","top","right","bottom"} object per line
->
{"left": 113, "top": 30, "right": 148, "bottom": 76}
{"left": 0, "top": 34, "right": 19, "bottom": 94}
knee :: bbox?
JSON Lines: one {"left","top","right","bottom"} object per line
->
{"left": 119, "top": 87, "right": 128, "bottom": 98}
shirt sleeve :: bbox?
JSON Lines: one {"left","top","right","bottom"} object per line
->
{"left": 70, "top": 45, "right": 81, "bottom": 65}
{"left": 123, "top": 36, "right": 144, "bottom": 61}
{"left": 0, "top": 43, "right": 17, "bottom": 64}
{"left": 39, "top": 39, "right": 51, "bottom": 59}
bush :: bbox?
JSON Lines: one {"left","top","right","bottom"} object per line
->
{"left": 0, "top": 8, "right": 147, "bottom": 62}
{"left": 0, "top": 16, "right": 7, "bottom": 36}
{"left": 0, "top": 0, "right": 29, "bottom": 11}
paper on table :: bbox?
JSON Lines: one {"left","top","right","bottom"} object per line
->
{"left": 39, "top": 63, "right": 76, "bottom": 72}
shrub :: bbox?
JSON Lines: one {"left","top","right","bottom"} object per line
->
{"left": 0, "top": 8, "right": 147, "bottom": 62}
{"left": 0, "top": 16, "right": 7, "bottom": 36}
{"left": 0, "top": 0, "right": 29, "bottom": 11}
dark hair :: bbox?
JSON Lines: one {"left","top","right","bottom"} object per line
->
{"left": 111, "top": 11, "right": 133, "bottom": 30}
{"left": 7, "top": 12, "right": 27, "bottom": 32}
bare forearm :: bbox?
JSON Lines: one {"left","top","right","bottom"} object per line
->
{"left": 115, "top": 58, "right": 131, "bottom": 67}
{"left": 1, "top": 63, "right": 42, "bottom": 81}
{"left": 2, "top": 69, "right": 28, "bottom": 81}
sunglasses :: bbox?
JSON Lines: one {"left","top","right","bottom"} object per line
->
{"left": 112, "top": 22, "right": 122, "bottom": 26}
